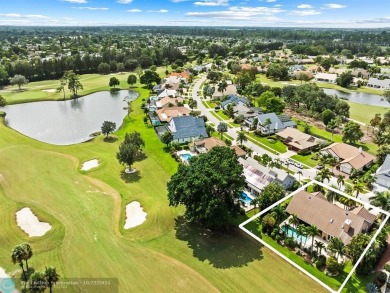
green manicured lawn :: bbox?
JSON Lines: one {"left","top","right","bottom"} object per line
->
{"left": 246, "top": 133, "right": 287, "bottom": 154}
{"left": 0, "top": 77, "right": 328, "bottom": 292}
{"left": 291, "top": 154, "right": 319, "bottom": 168}
{"left": 347, "top": 101, "right": 389, "bottom": 125}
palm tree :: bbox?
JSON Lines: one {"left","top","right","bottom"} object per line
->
{"left": 44, "top": 267, "right": 60, "bottom": 293}
{"left": 352, "top": 180, "right": 365, "bottom": 198}
{"left": 296, "top": 224, "right": 307, "bottom": 247}
{"left": 296, "top": 170, "right": 303, "bottom": 186}
{"left": 236, "top": 131, "right": 247, "bottom": 146}
{"left": 246, "top": 147, "right": 253, "bottom": 158}
{"left": 288, "top": 214, "right": 300, "bottom": 230}
{"left": 251, "top": 197, "right": 260, "bottom": 214}
{"left": 314, "top": 240, "right": 326, "bottom": 255}
{"left": 11, "top": 245, "right": 27, "bottom": 281}
{"left": 29, "top": 271, "right": 47, "bottom": 293}
{"left": 339, "top": 196, "right": 356, "bottom": 210}
{"left": 327, "top": 119, "right": 337, "bottom": 142}
{"left": 306, "top": 224, "right": 320, "bottom": 256}
{"left": 328, "top": 237, "right": 345, "bottom": 261}
{"left": 271, "top": 205, "right": 286, "bottom": 224}
{"left": 316, "top": 168, "right": 332, "bottom": 183}
{"left": 263, "top": 118, "right": 272, "bottom": 136}
{"left": 21, "top": 243, "right": 33, "bottom": 270}
{"left": 325, "top": 185, "right": 340, "bottom": 203}
{"left": 217, "top": 81, "right": 228, "bottom": 95}
{"left": 337, "top": 174, "right": 345, "bottom": 190}
{"left": 370, "top": 191, "right": 390, "bottom": 211}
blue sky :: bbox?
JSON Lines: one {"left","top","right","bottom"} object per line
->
{"left": 0, "top": 0, "right": 389, "bottom": 27}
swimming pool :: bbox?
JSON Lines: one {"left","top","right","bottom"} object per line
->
{"left": 281, "top": 225, "right": 308, "bottom": 243}
{"left": 241, "top": 192, "right": 253, "bottom": 205}
{"left": 180, "top": 153, "right": 193, "bottom": 162}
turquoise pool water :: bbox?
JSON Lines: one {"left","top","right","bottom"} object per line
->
{"left": 180, "top": 153, "right": 193, "bottom": 162}
{"left": 281, "top": 225, "right": 308, "bottom": 243}
{"left": 241, "top": 192, "right": 253, "bottom": 204}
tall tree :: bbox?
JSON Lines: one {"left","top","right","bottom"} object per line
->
{"left": 0, "top": 95, "right": 7, "bottom": 108}
{"left": 236, "top": 131, "right": 247, "bottom": 146}
{"left": 10, "top": 74, "right": 28, "bottom": 90}
{"left": 140, "top": 70, "right": 161, "bottom": 90}
{"left": 44, "top": 267, "right": 60, "bottom": 293}
{"left": 316, "top": 168, "right": 332, "bottom": 183}
{"left": 337, "top": 174, "right": 345, "bottom": 190}
{"left": 101, "top": 121, "right": 116, "bottom": 138}
{"left": 11, "top": 244, "right": 27, "bottom": 281}
{"left": 167, "top": 147, "right": 245, "bottom": 228}
{"left": 258, "top": 182, "right": 286, "bottom": 210}
{"left": 29, "top": 272, "right": 47, "bottom": 293}
{"left": 328, "top": 237, "right": 345, "bottom": 260}
{"left": 217, "top": 122, "right": 228, "bottom": 139}
{"left": 161, "top": 131, "right": 173, "bottom": 147}
{"left": 370, "top": 191, "right": 390, "bottom": 211}
{"left": 109, "top": 77, "right": 120, "bottom": 88}
{"left": 306, "top": 225, "right": 320, "bottom": 256}
{"left": 352, "top": 180, "right": 365, "bottom": 198}
{"left": 342, "top": 121, "right": 363, "bottom": 144}
{"left": 22, "top": 243, "right": 32, "bottom": 270}
{"left": 127, "top": 74, "right": 137, "bottom": 87}
{"left": 66, "top": 71, "right": 83, "bottom": 98}
{"left": 56, "top": 77, "right": 67, "bottom": 100}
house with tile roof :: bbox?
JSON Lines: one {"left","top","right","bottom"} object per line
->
{"left": 315, "top": 73, "right": 338, "bottom": 84}
{"left": 276, "top": 127, "right": 318, "bottom": 152}
{"left": 321, "top": 143, "right": 375, "bottom": 174}
{"left": 155, "top": 96, "right": 184, "bottom": 109}
{"left": 286, "top": 190, "right": 376, "bottom": 245}
{"left": 156, "top": 107, "right": 191, "bottom": 123}
{"left": 193, "top": 137, "right": 246, "bottom": 157}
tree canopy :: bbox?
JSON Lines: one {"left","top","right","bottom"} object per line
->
{"left": 167, "top": 146, "right": 245, "bottom": 228}
{"left": 101, "top": 121, "right": 116, "bottom": 137}
{"left": 109, "top": 77, "right": 120, "bottom": 88}
{"left": 342, "top": 121, "right": 363, "bottom": 144}
{"left": 10, "top": 74, "right": 28, "bottom": 90}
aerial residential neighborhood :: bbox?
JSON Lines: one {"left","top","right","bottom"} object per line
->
{"left": 1, "top": 1, "right": 390, "bottom": 292}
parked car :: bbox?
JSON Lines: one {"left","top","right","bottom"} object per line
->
{"left": 316, "top": 164, "right": 324, "bottom": 170}
{"left": 295, "top": 162, "right": 303, "bottom": 169}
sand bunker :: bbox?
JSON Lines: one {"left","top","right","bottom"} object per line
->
{"left": 124, "top": 201, "right": 147, "bottom": 229}
{"left": 16, "top": 208, "right": 52, "bottom": 237}
{"left": 81, "top": 159, "right": 99, "bottom": 171}
{"left": 41, "top": 89, "right": 56, "bottom": 93}
{"left": 0, "top": 267, "right": 17, "bottom": 293}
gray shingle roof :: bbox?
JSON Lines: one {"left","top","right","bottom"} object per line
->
{"left": 170, "top": 116, "right": 208, "bottom": 140}
{"left": 376, "top": 155, "right": 390, "bottom": 184}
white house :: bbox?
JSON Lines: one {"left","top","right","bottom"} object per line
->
{"left": 314, "top": 73, "right": 338, "bottom": 84}
{"left": 367, "top": 78, "right": 390, "bottom": 90}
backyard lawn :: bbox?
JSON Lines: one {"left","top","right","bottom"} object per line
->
{"left": 0, "top": 77, "right": 328, "bottom": 292}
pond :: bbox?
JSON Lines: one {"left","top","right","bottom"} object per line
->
{"left": 3, "top": 90, "right": 138, "bottom": 145}
{"left": 323, "top": 88, "right": 389, "bottom": 107}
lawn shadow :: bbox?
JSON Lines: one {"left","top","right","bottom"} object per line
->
{"left": 103, "top": 136, "right": 118, "bottom": 143}
{"left": 174, "top": 216, "right": 263, "bottom": 269}
{"left": 20, "top": 267, "right": 35, "bottom": 282}
{"left": 120, "top": 169, "right": 141, "bottom": 183}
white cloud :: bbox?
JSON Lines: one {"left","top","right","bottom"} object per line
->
{"left": 116, "top": 0, "right": 133, "bottom": 3}
{"left": 147, "top": 9, "right": 169, "bottom": 13}
{"left": 170, "top": 0, "right": 189, "bottom": 2}
{"left": 290, "top": 9, "right": 321, "bottom": 16}
{"left": 266, "top": 0, "right": 276, "bottom": 2}
{"left": 323, "top": 3, "right": 347, "bottom": 9}
{"left": 194, "top": 0, "right": 229, "bottom": 6}
{"left": 187, "top": 6, "right": 284, "bottom": 20}
{"left": 297, "top": 4, "right": 313, "bottom": 9}
{"left": 72, "top": 6, "right": 109, "bottom": 10}
{"left": 0, "top": 13, "right": 49, "bottom": 19}
{"left": 127, "top": 9, "right": 142, "bottom": 12}
{"left": 63, "top": 0, "right": 87, "bottom": 3}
